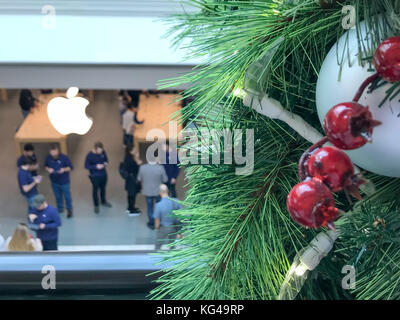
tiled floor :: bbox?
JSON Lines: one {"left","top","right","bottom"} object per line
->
{"left": 0, "top": 90, "right": 186, "bottom": 248}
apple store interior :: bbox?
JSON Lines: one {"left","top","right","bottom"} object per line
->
{"left": 0, "top": 88, "right": 187, "bottom": 249}
{"left": 0, "top": 0, "right": 203, "bottom": 298}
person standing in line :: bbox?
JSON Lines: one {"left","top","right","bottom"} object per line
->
{"left": 19, "top": 89, "right": 38, "bottom": 119}
{"left": 161, "top": 142, "right": 180, "bottom": 198}
{"left": 122, "top": 144, "right": 143, "bottom": 216}
{"left": 44, "top": 144, "right": 74, "bottom": 218}
{"left": 118, "top": 93, "right": 131, "bottom": 123}
{"left": 18, "top": 157, "right": 42, "bottom": 209}
{"left": 28, "top": 194, "right": 61, "bottom": 251}
{"left": 17, "top": 143, "right": 39, "bottom": 176}
{"left": 122, "top": 103, "right": 144, "bottom": 147}
{"left": 154, "top": 184, "right": 183, "bottom": 250}
{"left": 4, "top": 223, "right": 42, "bottom": 251}
{"left": 137, "top": 151, "right": 168, "bottom": 230}
{"left": 84, "top": 142, "right": 112, "bottom": 214}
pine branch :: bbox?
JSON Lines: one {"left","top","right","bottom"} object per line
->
{"left": 151, "top": 0, "right": 400, "bottom": 300}
{"left": 335, "top": 196, "right": 400, "bottom": 299}
{"left": 150, "top": 99, "right": 314, "bottom": 300}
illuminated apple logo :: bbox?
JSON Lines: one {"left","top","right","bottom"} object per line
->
{"left": 47, "top": 87, "right": 93, "bottom": 135}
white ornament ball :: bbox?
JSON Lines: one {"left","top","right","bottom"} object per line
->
{"left": 316, "top": 21, "right": 400, "bottom": 178}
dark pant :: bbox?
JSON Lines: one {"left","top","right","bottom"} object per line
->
{"left": 127, "top": 194, "right": 137, "bottom": 212}
{"left": 90, "top": 175, "right": 107, "bottom": 207}
{"left": 51, "top": 183, "right": 72, "bottom": 212}
{"left": 146, "top": 196, "right": 161, "bottom": 226}
{"left": 123, "top": 133, "right": 133, "bottom": 146}
{"left": 21, "top": 109, "right": 30, "bottom": 119}
{"left": 42, "top": 239, "right": 58, "bottom": 251}
{"left": 167, "top": 181, "right": 177, "bottom": 198}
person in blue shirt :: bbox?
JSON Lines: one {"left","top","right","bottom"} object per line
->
{"left": 84, "top": 141, "right": 112, "bottom": 214}
{"left": 161, "top": 142, "right": 180, "bottom": 198}
{"left": 44, "top": 144, "right": 74, "bottom": 218}
{"left": 154, "top": 184, "right": 183, "bottom": 250}
{"left": 18, "top": 157, "right": 42, "bottom": 209}
{"left": 16, "top": 143, "right": 39, "bottom": 176}
{"left": 28, "top": 194, "right": 61, "bottom": 251}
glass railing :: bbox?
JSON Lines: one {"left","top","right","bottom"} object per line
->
{"left": 0, "top": 251, "right": 168, "bottom": 299}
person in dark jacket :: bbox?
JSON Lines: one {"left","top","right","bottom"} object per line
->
{"left": 16, "top": 143, "right": 39, "bottom": 176}
{"left": 28, "top": 194, "right": 61, "bottom": 251}
{"left": 18, "top": 157, "right": 42, "bottom": 210}
{"left": 161, "top": 142, "right": 180, "bottom": 198}
{"left": 84, "top": 141, "right": 112, "bottom": 214}
{"left": 123, "top": 144, "right": 143, "bottom": 216}
{"left": 19, "top": 89, "right": 38, "bottom": 118}
{"left": 44, "top": 144, "right": 74, "bottom": 218}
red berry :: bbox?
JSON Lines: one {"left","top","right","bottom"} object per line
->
{"left": 286, "top": 179, "right": 339, "bottom": 229}
{"left": 373, "top": 36, "right": 400, "bottom": 83}
{"left": 323, "top": 102, "right": 381, "bottom": 150}
{"left": 306, "top": 146, "right": 354, "bottom": 192}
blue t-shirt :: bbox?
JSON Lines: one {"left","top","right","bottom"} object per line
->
{"left": 18, "top": 168, "right": 38, "bottom": 198}
{"left": 84, "top": 151, "right": 108, "bottom": 177}
{"left": 17, "top": 154, "right": 38, "bottom": 176}
{"left": 154, "top": 197, "right": 182, "bottom": 226}
{"left": 29, "top": 205, "right": 61, "bottom": 241}
{"left": 44, "top": 154, "right": 73, "bottom": 185}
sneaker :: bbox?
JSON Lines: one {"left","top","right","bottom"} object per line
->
{"left": 67, "top": 209, "right": 73, "bottom": 218}
{"left": 101, "top": 202, "right": 112, "bottom": 208}
{"left": 133, "top": 207, "right": 142, "bottom": 213}
{"left": 127, "top": 210, "right": 140, "bottom": 217}
{"left": 94, "top": 206, "right": 100, "bottom": 214}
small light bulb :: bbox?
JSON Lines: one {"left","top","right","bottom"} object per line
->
{"left": 294, "top": 263, "right": 308, "bottom": 276}
{"left": 233, "top": 88, "right": 245, "bottom": 98}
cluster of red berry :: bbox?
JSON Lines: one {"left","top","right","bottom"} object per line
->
{"left": 286, "top": 36, "right": 400, "bottom": 230}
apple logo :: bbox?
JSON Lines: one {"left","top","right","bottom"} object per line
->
{"left": 47, "top": 87, "right": 93, "bottom": 135}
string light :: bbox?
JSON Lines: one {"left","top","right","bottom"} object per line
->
{"left": 233, "top": 87, "right": 246, "bottom": 98}
{"left": 278, "top": 230, "right": 338, "bottom": 300}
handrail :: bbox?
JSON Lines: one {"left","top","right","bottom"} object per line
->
{"left": 0, "top": 251, "right": 168, "bottom": 296}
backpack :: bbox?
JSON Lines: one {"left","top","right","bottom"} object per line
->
{"left": 119, "top": 161, "right": 129, "bottom": 180}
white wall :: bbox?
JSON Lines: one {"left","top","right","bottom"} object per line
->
{"left": 0, "top": 14, "right": 199, "bottom": 65}
{"left": 0, "top": 12, "right": 201, "bottom": 88}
